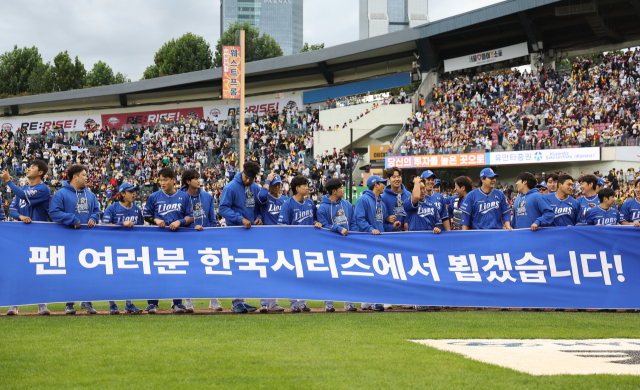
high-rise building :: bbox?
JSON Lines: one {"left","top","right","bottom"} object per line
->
{"left": 359, "top": 0, "right": 429, "bottom": 39}
{"left": 220, "top": 0, "right": 303, "bottom": 56}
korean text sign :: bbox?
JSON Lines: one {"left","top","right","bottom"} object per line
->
{"left": 222, "top": 46, "right": 241, "bottom": 100}
{"left": 0, "top": 223, "right": 637, "bottom": 309}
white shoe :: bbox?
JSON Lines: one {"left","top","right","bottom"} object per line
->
{"left": 269, "top": 304, "right": 285, "bottom": 312}
{"left": 185, "top": 299, "right": 195, "bottom": 313}
{"left": 401, "top": 305, "right": 414, "bottom": 309}
{"left": 384, "top": 304, "right": 393, "bottom": 310}
{"left": 209, "top": 299, "right": 223, "bottom": 311}
{"left": 38, "top": 305, "right": 51, "bottom": 315}
{"left": 6, "top": 306, "right": 18, "bottom": 315}
{"left": 361, "top": 303, "right": 371, "bottom": 310}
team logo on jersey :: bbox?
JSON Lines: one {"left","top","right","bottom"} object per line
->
{"left": 294, "top": 209, "right": 314, "bottom": 224}
{"left": 516, "top": 199, "right": 527, "bottom": 217}
{"left": 375, "top": 206, "right": 384, "bottom": 223}
{"left": 157, "top": 203, "right": 182, "bottom": 216}
{"left": 334, "top": 208, "right": 348, "bottom": 225}
{"left": 75, "top": 197, "right": 89, "bottom": 214}
{"left": 554, "top": 206, "right": 574, "bottom": 217}
{"left": 393, "top": 193, "right": 406, "bottom": 216}
{"left": 191, "top": 201, "right": 205, "bottom": 219}
{"left": 479, "top": 201, "right": 500, "bottom": 214}
{"left": 268, "top": 203, "right": 282, "bottom": 215}
{"left": 596, "top": 217, "right": 618, "bottom": 225}
{"left": 417, "top": 205, "right": 435, "bottom": 218}
{"left": 245, "top": 187, "right": 255, "bottom": 208}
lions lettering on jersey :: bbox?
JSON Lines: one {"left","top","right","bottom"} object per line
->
{"left": 418, "top": 205, "right": 436, "bottom": 218}
{"left": 268, "top": 203, "right": 282, "bottom": 215}
{"left": 294, "top": 209, "right": 314, "bottom": 224}
{"left": 596, "top": 216, "right": 618, "bottom": 225}
{"left": 245, "top": 187, "right": 255, "bottom": 208}
{"left": 554, "top": 206, "right": 574, "bottom": 218}
{"left": 479, "top": 201, "right": 500, "bottom": 214}
{"left": 157, "top": 203, "right": 183, "bottom": 216}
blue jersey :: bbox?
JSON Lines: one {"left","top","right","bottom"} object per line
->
{"left": 511, "top": 189, "right": 555, "bottom": 229}
{"left": 7, "top": 181, "right": 51, "bottom": 222}
{"left": 0, "top": 204, "right": 5, "bottom": 221}
{"left": 460, "top": 188, "right": 511, "bottom": 229}
{"left": 103, "top": 202, "right": 144, "bottom": 225}
{"left": 577, "top": 194, "right": 600, "bottom": 225}
{"left": 425, "top": 192, "right": 449, "bottom": 226}
{"left": 278, "top": 196, "right": 317, "bottom": 226}
{"left": 619, "top": 198, "right": 640, "bottom": 224}
{"left": 585, "top": 205, "right": 620, "bottom": 226}
{"left": 404, "top": 197, "right": 440, "bottom": 231}
{"left": 544, "top": 193, "right": 580, "bottom": 226}
{"left": 143, "top": 189, "right": 192, "bottom": 225}
{"left": 258, "top": 187, "right": 288, "bottom": 226}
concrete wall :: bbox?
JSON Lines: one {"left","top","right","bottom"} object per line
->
{"left": 313, "top": 103, "right": 411, "bottom": 158}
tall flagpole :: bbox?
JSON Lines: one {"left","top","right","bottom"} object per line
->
{"left": 239, "top": 30, "right": 246, "bottom": 172}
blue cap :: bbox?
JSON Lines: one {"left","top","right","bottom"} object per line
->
{"left": 271, "top": 174, "right": 283, "bottom": 185}
{"left": 597, "top": 177, "right": 605, "bottom": 186}
{"left": 434, "top": 179, "right": 442, "bottom": 187}
{"left": 480, "top": 168, "right": 499, "bottom": 178}
{"left": 421, "top": 170, "right": 436, "bottom": 179}
{"left": 367, "top": 175, "right": 387, "bottom": 187}
{"left": 536, "top": 182, "right": 547, "bottom": 189}
{"left": 119, "top": 182, "right": 139, "bottom": 193}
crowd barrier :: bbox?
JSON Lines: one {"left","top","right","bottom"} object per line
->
{"left": 0, "top": 223, "right": 637, "bottom": 309}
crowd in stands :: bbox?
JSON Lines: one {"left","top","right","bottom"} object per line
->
{"left": 395, "top": 49, "right": 640, "bottom": 156}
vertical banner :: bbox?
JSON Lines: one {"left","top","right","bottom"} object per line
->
{"left": 222, "top": 46, "right": 241, "bottom": 100}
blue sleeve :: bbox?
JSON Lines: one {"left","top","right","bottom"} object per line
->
{"left": 348, "top": 205, "right": 358, "bottom": 232}
{"left": 208, "top": 196, "right": 217, "bottom": 226}
{"left": 103, "top": 205, "right": 115, "bottom": 224}
{"left": 534, "top": 196, "right": 555, "bottom": 227}
{"left": 49, "top": 193, "right": 80, "bottom": 227}
{"left": 355, "top": 199, "right": 374, "bottom": 233}
{"left": 312, "top": 201, "right": 318, "bottom": 222}
{"left": 182, "top": 196, "right": 193, "bottom": 219}
{"left": 219, "top": 188, "right": 244, "bottom": 225}
{"left": 258, "top": 186, "right": 269, "bottom": 205}
{"left": 459, "top": 194, "right": 472, "bottom": 227}
{"left": 382, "top": 204, "right": 394, "bottom": 232}
{"left": 0, "top": 207, "right": 5, "bottom": 221}
{"left": 277, "top": 199, "right": 291, "bottom": 225}
{"left": 10, "top": 209, "right": 20, "bottom": 220}
{"left": 501, "top": 193, "right": 511, "bottom": 223}
{"left": 89, "top": 194, "right": 102, "bottom": 223}
{"left": 143, "top": 196, "right": 155, "bottom": 218}
{"left": 136, "top": 208, "right": 144, "bottom": 225}
{"left": 25, "top": 185, "right": 51, "bottom": 206}
{"left": 585, "top": 209, "right": 596, "bottom": 225}
{"left": 6, "top": 181, "right": 26, "bottom": 201}
{"left": 511, "top": 198, "right": 519, "bottom": 227}
{"left": 620, "top": 202, "right": 629, "bottom": 222}
{"left": 439, "top": 198, "right": 449, "bottom": 220}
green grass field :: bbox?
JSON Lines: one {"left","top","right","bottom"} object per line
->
{"left": 1, "top": 299, "right": 639, "bottom": 389}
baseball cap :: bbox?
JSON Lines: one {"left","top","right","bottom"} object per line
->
{"left": 119, "top": 182, "right": 139, "bottom": 193}
{"left": 434, "top": 179, "right": 442, "bottom": 187}
{"left": 536, "top": 182, "right": 547, "bottom": 189}
{"left": 366, "top": 175, "right": 387, "bottom": 187}
{"left": 421, "top": 170, "right": 436, "bottom": 179}
{"left": 480, "top": 168, "right": 499, "bottom": 178}
{"left": 597, "top": 177, "right": 605, "bottom": 186}
{"left": 271, "top": 174, "right": 283, "bottom": 185}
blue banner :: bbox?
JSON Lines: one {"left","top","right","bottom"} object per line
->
{"left": 0, "top": 223, "right": 637, "bottom": 309}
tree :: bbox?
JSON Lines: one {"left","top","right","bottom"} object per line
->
{"left": 213, "top": 21, "right": 282, "bottom": 67}
{"left": 26, "top": 61, "right": 54, "bottom": 94}
{"left": 114, "top": 72, "right": 130, "bottom": 84}
{"left": 86, "top": 61, "right": 115, "bottom": 87}
{"left": 300, "top": 42, "right": 325, "bottom": 53}
{"left": 0, "top": 45, "right": 45, "bottom": 96}
{"left": 48, "top": 51, "right": 86, "bottom": 92}
{"left": 142, "top": 32, "right": 213, "bottom": 80}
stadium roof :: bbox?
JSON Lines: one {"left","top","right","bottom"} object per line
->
{"left": 3, "top": 0, "right": 640, "bottom": 114}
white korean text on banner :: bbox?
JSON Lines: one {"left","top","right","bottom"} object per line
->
{"left": 487, "top": 147, "right": 601, "bottom": 165}
{"left": 444, "top": 42, "right": 529, "bottom": 73}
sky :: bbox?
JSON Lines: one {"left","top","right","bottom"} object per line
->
{"left": 0, "top": 0, "right": 505, "bottom": 81}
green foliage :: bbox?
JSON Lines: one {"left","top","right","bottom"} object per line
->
{"left": 85, "top": 61, "right": 115, "bottom": 87}
{"left": 0, "top": 45, "right": 45, "bottom": 95}
{"left": 48, "top": 51, "right": 86, "bottom": 92}
{"left": 142, "top": 32, "right": 213, "bottom": 80}
{"left": 213, "top": 21, "right": 282, "bottom": 67}
{"left": 300, "top": 42, "right": 325, "bottom": 53}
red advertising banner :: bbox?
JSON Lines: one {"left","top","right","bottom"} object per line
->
{"left": 385, "top": 153, "right": 487, "bottom": 169}
{"left": 101, "top": 107, "right": 204, "bottom": 128}
{"left": 222, "top": 46, "right": 241, "bottom": 100}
